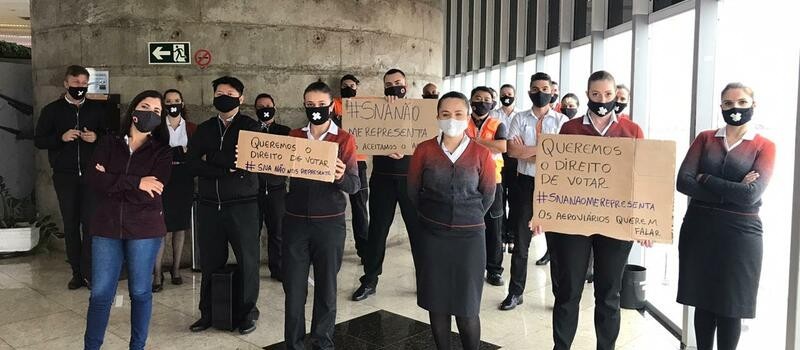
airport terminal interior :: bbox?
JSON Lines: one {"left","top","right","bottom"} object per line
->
{"left": 0, "top": 0, "right": 798, "bottom": 349}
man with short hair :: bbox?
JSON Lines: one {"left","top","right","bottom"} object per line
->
{"left": 35, "top": 65, "right": 105, "bottom": 290}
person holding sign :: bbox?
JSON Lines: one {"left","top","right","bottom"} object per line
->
{"left": 282, "top": 81, "right": 360, "bottom": 350}
{"left": 332, "top": 74, "right": 371, "bottom": 265}
{"left": 676, "top": 83, "right": 775, "bottom": 350}
{"left": 490, "top": 84, "right": 519, "bottom": 251}
{"left": 187, "top": 76, "right": 262, "bottom": 335}
{"left": 408, "top": 91, "right": 496, "bottom": 350}
{"left": 534, "top": 71, "right": 649, "bottom": 350}
{"left": 254, "top": 93, "right": 291, "bottom": 281}
{"left": 501, "top": 72, "right": 569, "bottom": 311}
{"left": 352, "top": 68, "right": 420, "bottom": 302}
{"left": 467, "top": 86, "right": 508, "bottom": 286}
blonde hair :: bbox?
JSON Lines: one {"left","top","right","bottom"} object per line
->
{"left": 721, "top": 82, "right": 755, "bottom": 100}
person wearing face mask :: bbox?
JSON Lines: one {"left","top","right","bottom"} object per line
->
{"left": 422, "top": 82, "right": 439, "bottom": 99}
{"left": 559, "top": 93, "right": 581, "bottom": 120}
{"left": 550, "top": 81, "right": 561, "bottom": 112}
{"left": 152, "top": 89, "right": 197, "bottom": 293}
{"left": 467, "top": 86, "right": 508, "bottom": 287}
{"left": 331, "top": 74, "right": 371, "bottom": 264}
{"left": 187, "top": 76, "right": 262, "bottom": 335}
{"left": 408, "top": 91, "right": 496, "bottom": 350}
{"left": 489, "top": 84, "right": 519, "bottom": 253}
{"left": 614, "top": 84, "right": 630, "bottom": 119}
{"left": 83, "top": 90, "right": 171, "bottom": 350}
{"left": 531, "top": 71, "right": 650, "bottom": 350}
{"left": 676, "top": 83, "right": 774, "bottom": 350}
{"left": 253, "top": 93, "right": 291, "bottom": 281}
{"left": 352, "top": 68, "right": 420, "bottom": 302}
{"left": 282, "top": 81, "right": 360, "bottom": 350}
{"left": 34, "top": 65, "right": 105, "bottom": 290}
{"left": 501, "top": 72, "right": 569, "bottom": 311}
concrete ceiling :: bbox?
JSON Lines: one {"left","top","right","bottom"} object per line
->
{"left": 0, "top": 0, "right": 31, "bottom": 47}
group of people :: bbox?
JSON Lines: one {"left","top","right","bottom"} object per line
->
{"left": 33, "top": 64, "right": 774, "bottom": 350}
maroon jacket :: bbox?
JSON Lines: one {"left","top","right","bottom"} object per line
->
{"left": 88, "top": 135, "right": 172, "bottom": 240}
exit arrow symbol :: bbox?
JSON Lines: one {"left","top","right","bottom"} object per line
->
{"left": 152, "top": 46, "right": 169, "bottom": 60}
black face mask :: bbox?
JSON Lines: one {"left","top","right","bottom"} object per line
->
{"left": 614, "top": 102, "right": 628, "bottom": 114}
{"left": 132, "top": 110, "right": 162, "bottom": 133}
{"left": 213, "top": 95, "right": 240, "bottom": 113}
{"left": 500, "top": 96, "right": 515, "bottom": 107}
{"left": 587, "top": 99, "right": 617, "bottom": 117}
{"left": 471, "top": 101, "right": 495, "bottom": 117}
{"left": 722, "top": 107, "right": 753, "bottom": 126}
{"left": 529, "top": 91, "right": 552, "bottom": 108}
{"left": 67, "top": 86, "right": 88, "bottom": 100}
{"left": 341, "top": 87, "right": 357, "bottom": 98}
{"left": 384, "top": 85, "right": 407, "bottom": 98}
{"left": 550, "top": 93, "right": 559, "bottom": 104}
{"left": 422, "top": 94, "right": 439, "bottom": 99}
{"left": 305, "top": 105, "right": 332, "bottom": 126}
{"left": 562, "top": 107, "right": 578, "bottom": 119}
{"left": 165, "top": 104, "right": 183, "bottom": 118}
{"left": 256, "top": 107, "right": 276, "bottom": 123}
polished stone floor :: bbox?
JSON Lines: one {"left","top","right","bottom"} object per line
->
{"left": 0, "top": 238, "right": 680, "bottom": 349}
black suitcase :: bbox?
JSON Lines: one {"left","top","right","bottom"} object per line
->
{"left": 211, "top": 264, "right": 242, "bottom": 331}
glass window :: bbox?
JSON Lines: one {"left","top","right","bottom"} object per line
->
{"left": 488, "top": 67, "right": 501, "bottom": 95}
{"left": 442, "top": 78, "right": 452, "bottom": 93}
{"left": 493, "top": 1, "right": 501, "bottom": 64}
{"left": 602, "top": 30, "right": 631, "bottom": 89}
{"left": 607, "top": 0, "right": 632, "bottom": 29}
{"left": 456, "top": 0, "right": 463, "bottom": 73}
{"left": 526, "top": 0, "right": 537, "bottom": 55}
{"left": 474, "top": 71, "right": 486, "bottom": 88}
{"left": 480, "top": 0, "right": 488, "bottom": 68}
{"left": 503, "top": 63, "right": 517, "bottom": 91}
{"left": 573, "top": 0, "right": 591, "bottom": 40}
{"left": 446, "top": 0, "right": 452, "bottom": 75}
{"left": 508, "top": 0, "right": 518, "bottom": 60}
{"left": 520, "top": 58, "right": 537, "bottom": 111}
{"left": 643, "top": 9, "right": 695, "bottom": 326}
{"left": 547, "top": 0, "right": 560, "bottom": 49}
{"left": 468, "top": 0, "right": 475, "bottom": 70}
{"left": 543, "top": 52, "right": 561, "bottom": 85}
{"left": 452, "top": 75, "right": 462, "bottom": 98}
{"left": 713, "top": 0, "right": 799, "bottom": 347}
{"left": 653, "top": 0, "right": 687, "bottom": 12}
{"left": 567, "top": 44, "right": 591, "bottom": 117}
{"left": 464, "top": 73, "right": 475, "bottom": 96}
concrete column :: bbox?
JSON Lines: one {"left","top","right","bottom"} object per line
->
{"left": 590, "top": 0, "right": 608, "bottom": 71}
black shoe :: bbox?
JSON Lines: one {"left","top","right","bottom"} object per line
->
{"left": 585, "top": 273, "right": 594, "bottom": 284}
{"left": 67, "top": 275, "right": 83, "bottom": 290}
{"left": 535, "top": 252, "right": 551, "bottom": 266}
{"left": 351, "top": 284, "right": 376, "bottom": 301}
{"left": 169, "top": 270, "right": 183, "bottom": 285}
{"left": 238, "top": 319, "right": 257, "bottom": 335}
{"left": 499, "top": 294, "right": 523, "bottom": 311}
{"left": 486, "top": 273, "right": 505, "bottom": 286}
{"left": 190, "top": 317, "right": 212, "bottom": 332}
{"left": 152, "top": 273, "right": 164, "bottom": 293}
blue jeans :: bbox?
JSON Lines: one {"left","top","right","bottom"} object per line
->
{"left": 84, "top": 236, "right": 161, "bottom": 350}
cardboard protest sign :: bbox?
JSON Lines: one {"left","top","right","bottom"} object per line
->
{"left": 532, "top": 134, "right": 676, "bottom": 243}
{"left": 342, "top": 98, "right": 440, "bottom": 155}
{"left": 235, "top": 131, "right": 338, "bottom": 183}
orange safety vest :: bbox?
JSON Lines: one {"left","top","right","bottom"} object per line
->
{"left": 466, "top": 117, "right": 504, "bottom": 183}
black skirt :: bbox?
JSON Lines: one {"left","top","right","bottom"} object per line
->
{"left": 414, "top": 223, "right": 486, "bottom": 317}
{"left": 162, "top": 163, "right": 194, "bottom": 232}
{"left": 677, "top": 204, "right": 763, "bottom": 318}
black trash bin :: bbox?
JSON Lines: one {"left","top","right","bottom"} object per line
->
{"left": 620, "top": 264, "right": 647, "bottom": 310}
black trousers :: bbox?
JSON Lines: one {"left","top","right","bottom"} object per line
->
{"left": 197, "top": 201, "right": 261, "bottom": 323}
{"left": 485, "top": 183, "right": 504, "bottom": 276}
{"left": 546, "top": 232, "right": 633, "bottom": 350}
{"left": 258, "top": 186, "right": 286, "bottom": 278}
{"left": 350, "top": 161, "right": 369, "bottom": 261}
{"left": 509, "top": 174, "right": 534, "bottom": 295}
{"left": 501, "top": 154, "right": 518, "bottom": 238}
{"left": 282, "top": 215, "right": 346, "bottom": 350}
{"left": 359, "top": 174, "right": 418, "bottom": 286}
{"left": 52, "top": 172, "right": 93, "bottom": 280}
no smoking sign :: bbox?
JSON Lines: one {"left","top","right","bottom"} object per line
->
{"left": 194, "top": 49, "right": 212, "bottom": 69}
